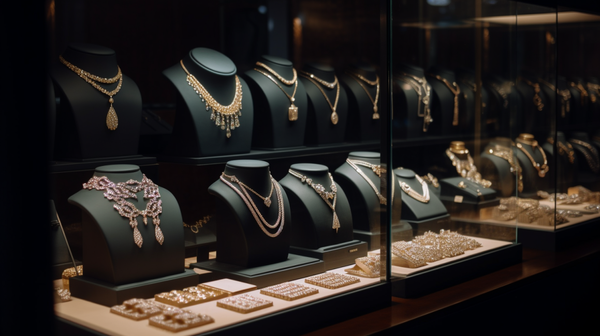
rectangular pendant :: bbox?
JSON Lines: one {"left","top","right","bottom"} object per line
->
{"left": 289, "top": 104, "right": 298, "bottom": 121}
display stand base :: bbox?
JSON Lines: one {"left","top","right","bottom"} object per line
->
{"left": 392, "top": 243, "right": 522, "bottom": 298}
{"left": 191, "top": 254, "right": 324, "bottom": 288}
{"left": 405, "top": 214, "right": 451, "bottom": 236}
{"left": 440, "top": 197, "right": 500, "bottom": 221}
{"left": 69, "top": 269, "right": 199, "bottom": 307}
{"left": 53, "top": 260, "right": 82, "bottom": 280}
{"left": 289, "top": 240, "right": 368, "bottom": 270}
{"left": 517, "top": 218, "right": 600, "bottom": 251}
{"left": 251, "top": 145, "right": 306, "bottom": 151}
{"left": 354, "top": 222, "right": 413, "bottom": 250}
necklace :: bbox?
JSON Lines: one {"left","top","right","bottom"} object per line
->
{"left": 569, "top": 139, "right": 600, "bottom": 173}
{"left": 180, "top": 60, "right": 243, "bottom": 139}
{"left": 222, "top": 173, "right": 274, "bottom": 207}
{"left": 445, "top": 146, "right": 492, "bottom": 188}
{"left": 486, "top": 144, "right": 523, "bottom": 192}
{"left": 254, "top": 63, "right": 299, "bottom": 121}
{"left": 346, "top": 159, "right": 386, "bottom": 205}
{"left": 538, "top": 78, "right": 571, "bottom": 117}
{"left": 515, "top": 136, "right": 549, "bottom": 178}
{"left": 420, "top": 173, "right": 439, "bottom": 188}
{"left": 288, "top": 169, "right": 340, "bottom": 232}
{"left": 429, "top": 74, "right": 461, "bottom": 126}
{"left": 347, "top": 72, "right": 380, "bottom": 119}
{"left": 59, "top": 55, "right": 123, "bottom": 131}
{"left": 547, "top": 137, "right": 575, "bottom": 164}
{"left": 399, "top": 175, "right": 430, "bottom": 203}
{"left": 82, "top": 175, "right": 163, "bottom": 248}
{"left": 399, "top": 74, "right": 432, "bottom": 131}
{"left": 587, "top": 82, "right": 600, "bottom": 103}
{"left": 220, "top": 173, "right": 284, "bottom": 238}
{"left": 518, "top": 78, "right": 544, "bottom": 111}
{"left": 569, "top": 81, "right": 588, "bottom": 106}
{"left": 299, "top": 71, "right": 340, "bottom": 124}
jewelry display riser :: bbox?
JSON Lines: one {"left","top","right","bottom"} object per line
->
{"left": 517, "top": 217, "right": 600, "bottom": 251}
{"left": 392, "top": 243, "right": 522, "bottom": 298}
{"left": 394, "top": 168, "right": 448, "bottom": 222}
{"left": 339, "top": 64, "right": 380, "bottom": 142}
{"left": 69, "top": 269, "right": 199, "bottom": 307}
{"left": 162, "top": 48, "right": 253, "bottom": 157}
{"left": 427, "top": 66, "right": 464, "bottom": 136}
{"left": 243, "top": 55, "right": 309, "bottom": 149}
{"left": 289, "top": 240, "right": 368, "bottom": 270}
{"left": 439, "top": 177, "right": 499, "bottom": 221}
{"left": 51, "top": 43, "right": 143, "bottom": 160}
{"left": 191, "top": 254, "right": 324, "bottom": 288}
{"left": 354, "top": 221, "right": 413, "bottom": 250}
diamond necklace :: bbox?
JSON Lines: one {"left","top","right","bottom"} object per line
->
{"left": 346, "top": 72, "right": 380, "bottom": 119}
{"left": 399, "top": 73, "right": 432, "bottom": 132}
{"left": 59, "top": 55, "right": 122, "bottom": 131}
{"left": 299, "top": 71, "right": 340, "bottom": 125}
{"left": 346, "top": 159, "right": 386, "bottom": 205}
{"left": 429, "top": 73, "right": 461, "bottom": 126}
{"left": 399, "top": 175, "right": 430, "bottom": 203}
{"left": 82, "top": 175, "right": 163, "bottom": 248}
{"left": 180, "top": 60, "right": 242, "bottom": 138}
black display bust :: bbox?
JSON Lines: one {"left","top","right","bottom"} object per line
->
{"left": 163, "top": 48, "right": 253, "bottom": 157}
{"left": 339, "top": 63, "right": 380, "bottom": 142}
{"left": 394, "top": 168, "right": 448, "bottom": 222}
{"left": 50, "top": 43, "right": 142, "bottom": 160}
{"left": 542, "top": 132, "right": 578, "bottom": 193}
{"left": 394, "top": 63, "right": 432, "bottom": 138}
{"left": 427, "top": 66, "right": 462, "bottom": 135}
{"left": 514, "top": 133, "right": 550, "bottom": 198}
{"left": 480, "top": 137, "right": 520, "bottom": 197}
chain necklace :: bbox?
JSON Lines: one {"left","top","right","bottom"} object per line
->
{"left": 254, "top": 63, "right": 299, "bottom": 121}
{"left": 59, "top": 55, "right": 123, "bottom": 131}
{"left": 587, "top": 82, "right": 600, "bottom": 103}
{"left": 429, "top": 74, "right": 461, "bottom": 126}
{"left": 569, "top": 81, "right": 588, "bottom": 106}
{"left": 347, "top": 72, "right": 380, "bottom": 119}
{"left": 180, "top": 60, "right": 242, "bottom": 139}
{"left": 399, "top": 175, "right": 430, "bottom": 203}
{"left": 445, "top": 147, "right": 492, "bottom": 188}
{"left": 518, "top": 78, "right": 544, "bottom": 111}
{"left": 569, "top": 139, "right": 600, "bottom": 173}
{"left": 486, "top": 144, "right": 523, "bottom": 192}
{"left": 399, "top": 74, "right": 432, "bottom": 132}
{"left": 220, "top": 173, "right": 284, "bottom": 238}
{"left": 538, "top": 78, "right": 571, "bottom": 117}
{"left": 299, "top": 71, "right": 340, "bottom": 125}
{"left": 82, "top": 175, "right": 163, "bottom": 248}
{"left": 490, "top": 82, "right": 513, "bottom": 108}
{"left": 547, "top": 137, "right": 575, "bottom": 164}
{"left": 288, "top": 169, "right": 340, "bottom": 232}
{"left": 222, "top": 173, "right": 274, "bottom": 207}
{"left": 346, "top": 159, "right": 386, "bottom": 205}
{"left": 515, "top": 136, "right": 549, "bottom": 178}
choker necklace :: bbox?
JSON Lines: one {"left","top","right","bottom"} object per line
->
{"left": 486, "top": 144, "right": 524, "bottom": 192}
{"left": 515, "top": 137, "right": 549, "bottom": 178}
{"left": 539, "top": 78, "right": 571, "bottom": 117}
{"left": 429, "top": 74, "right": 461, "bottom": 126}
{"left": 399, "top": 175, "right": 430, "bottom": 203}
{"left": 59, "top": 55, "right": 123, "bottom": 131}
{"left": 220, "top": 173, "right": 284, "bottom": 238}
{"left": 547, "top": 137, "right": 575, "bottom": 164}
{"left": 347, "top": 72, "right": 380, "bottom": 119}
{"left": 346, "top": 159, "right": 386, "bottom": 205}
{"left": 518, "top": 78, "right": 544, "bottom": 111}
{"left": 399, "top": 73, "right": 432, "bottom": 131}
{"left": 569, "top": 139, "right": 600, "bottom": 173}
{"left": 445, "top": 146, "right": 492, "bottom": 188}
{"left": 299, "top": 71, "right": 340, "bottom": 124}
{"left": 288, "top": 169, "right": 341, "bottom": 232}
{"left": 254, "top": 63, "right": 299, "bottom": 121}
{"left": 569, "top": 81, "right": 588, "bottom": 106}
{"left": 180, "top": 60, "right": 243, "bottom": 139}
{"left": 83, "top": 174, "right": 163, "bottom": 248}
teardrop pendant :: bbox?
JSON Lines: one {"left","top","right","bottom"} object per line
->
{"left": 106, "top": 105, "right": 119, "bottom": 130}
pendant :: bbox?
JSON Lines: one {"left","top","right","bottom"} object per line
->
{"left": 132, "top": 224, "right": 143, "bottom": 248}
{"left": 155, "top": 222, "right": 164, "bottom": 245}
{"left": 106, "top": 103, "right": 119, "bottom": 131}
{"left": 331, "top": 111, "right": 339, "bottom": 125}
{"left": 289, "top": 104, "right": 298, "bottom": 121}
{"left": 372, "top": 105, "right": 379, "bottom": 119}
{"left": 264, "top": 197, "right": 272, "bottom": 207}
{"left": 332, "top": 212, "right": 340, "bottom": 232}
{"left": 452, "top": 96, "right": 459, "bottom": 126}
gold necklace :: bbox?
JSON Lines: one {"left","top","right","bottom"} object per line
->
{"left": 59, "top": 55, "right": 123, "bottom": 131}
{"left": 254, "top": 68, "right": 299, "bottom": 121}
{"left": 547, "top": 137, "right": 575, "bottom": 164}
{"left": 429, "top": 74, "right": 461, "bottom": 126}
{"left": 399, "top": 74, "right": 432, "bottom": 132}
{"left": 486, "top": 144, "right": 523, "bottom": 192}
{"left": 569, "top": 81, "right": 588, "bottom": 106}
{"left": 445, "top": 142, "right": 492, "bottom": 188}
{"left": 299, "top": 72, "right": 340, "bottom": 125}
{"left": 347, "top": 72, "right": 380, "bottom": 119}
{"left": 399, "top": 175, "right": 430, "bottom": 203}
{"left": 255, "top": 62, "right": 297, "bottom": 85}
{"left": 515, "top": 136, "right": 548, "bottom": 178}
{"left": 569, "top": 139, "right": 600, "bottom": 173}
{"left": 180, "top": 60, "right": 243, "bottom": 139}
{"left": 519, "top": 78, "right": 544, "bottom": 111}
{"left": 346, "top": 159, "right": 386, "bottom": 205}
{"left": 222, "top": 172, "right": 274, "bottom": 207}
{"left": 288, "top": 169, "right": 340, "bottom": 232}
{"left": 538, "top": 78, "right": 571, "bottom": 117}
{"left": 587, "top": 82, "right": 600, "bottom": 103}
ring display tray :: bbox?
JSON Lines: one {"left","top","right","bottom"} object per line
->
{"left": 289, "top": 240, "right": 368, "bottom": 270}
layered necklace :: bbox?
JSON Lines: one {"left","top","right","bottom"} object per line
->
{"left": 288, "top": 169, "right": 340, "bottom": 232}
{"left": 180, "top": 60, "right": 243, "bottom": 139}
{"left": 59, "top": 55, "right": 123, "bottom": 131}
{"left": 220, "top": 173, "right": 284, "bottom": 238}
{"left": 429, "top": 73, "right": 460, "bottom": 126}
{"left": 254, "top": 62, "right": 299, "bottom": 121}
{"left": 547, "top": 137, "right": 575, "bottom": 164}
{"left": 346, "top": 72, "right": 380, "bottom": 119}
{"left": 569, "top": 139, "right": 600, "bottom": 173}
{"left": 445, "top": 142, "right": 492, "bottom": 188}
{"left": 399, "top": 73, "right": 432, "bottom": 132}
{"left": 518, "top": 78, "right": 544, "bottom": 111}
{"left": 515, "top": 135, "right": 549, "bottom": 178}
{"left": 299, "top": 70, "right": 340, "bottom": 125}
{"left": 82, "top": 175, "right": 163, "bottom": 248}
{"left": 398, "top": 175, "right": 430, "bottom": 203}
{"left": 486, "top": 144, "right": 523, "bottom": 192}
{"left": 538, "top": 78, "right": 571, "bottom": 117}
{"left": 346, "top": 159, "right": 386, "bottom": 205}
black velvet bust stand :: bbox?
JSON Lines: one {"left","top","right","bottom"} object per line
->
{"left": 539, "top": 76, "right": 572, "bottom": 125}
{"left": 68, "top": 165, "right": 197, "bottom": 307}
{"left": 299, "top": 63, "right": 349, "bottom": 145}
{"left": 483, "top": 74, "right": 520, "bottom": 136}
{"left": 542, "top": 132, "right": 578, "bottom": 193}
{"left": 455, "top": 68, "right": 490, "bottom": 136}
{"left": 394, "top": 63, "right": 431, "bottom": 138}
{"left": 569, "top": 132, "right": 600, "bottom": 187}
{"left": 567, "top": 76, "right": 588, "bottom": 125}
{"left": 394, "top": 168, "right": 449, "bottom": 235}
{"left": 587, "top": 77, "right": 600, "bottom": 126}
{"left": 514, "top": 134, "right": 550, "bottom": 198}
{"left": 162, "top": 48, "right": 253, "bottom": 157}
{"left": 192, "top": 160, "right": 323, "bottom": 287}
{"left": 280, "top": 163, "right": 368, "bottom": 270}
{"left": 338, "top": 63, "right": 380, "bottom": 142}
{"left": 439, "top": 177, "right": 498, "bottom": 221}
{"left": 427, "top": 66, "right": 464, "bottom": 136}
{"left": 50, "top": 43, "right": 142, "bottom": 160}
{"left": 334, "top": 152, "right": 410, "bottom": 249}
{"left": 515, "top": 71, "right": 551, "bottom": 138}
{"left": 242, "top": 55, "right": 308, "bottom": 149}
{"left": 480, "top": 137, "right": 519, "bottom": 198}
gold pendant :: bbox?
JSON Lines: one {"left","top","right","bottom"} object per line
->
{"left": 289, "top": 104, "right": 298, "bottom": 121}
{"left": 452, "top": 96, "right": 459, "bottom": 126}
{"left": 372, "top": 105, "right": 379, "bottom": 119}
{"left": 106, "top": 104, "right": 118, "bottom": 131}
{"left": 332, "top": 212, "right": 340, "bottom": 232}
{"left": 331, "top": 111, "right": 339, "bottom": 125}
